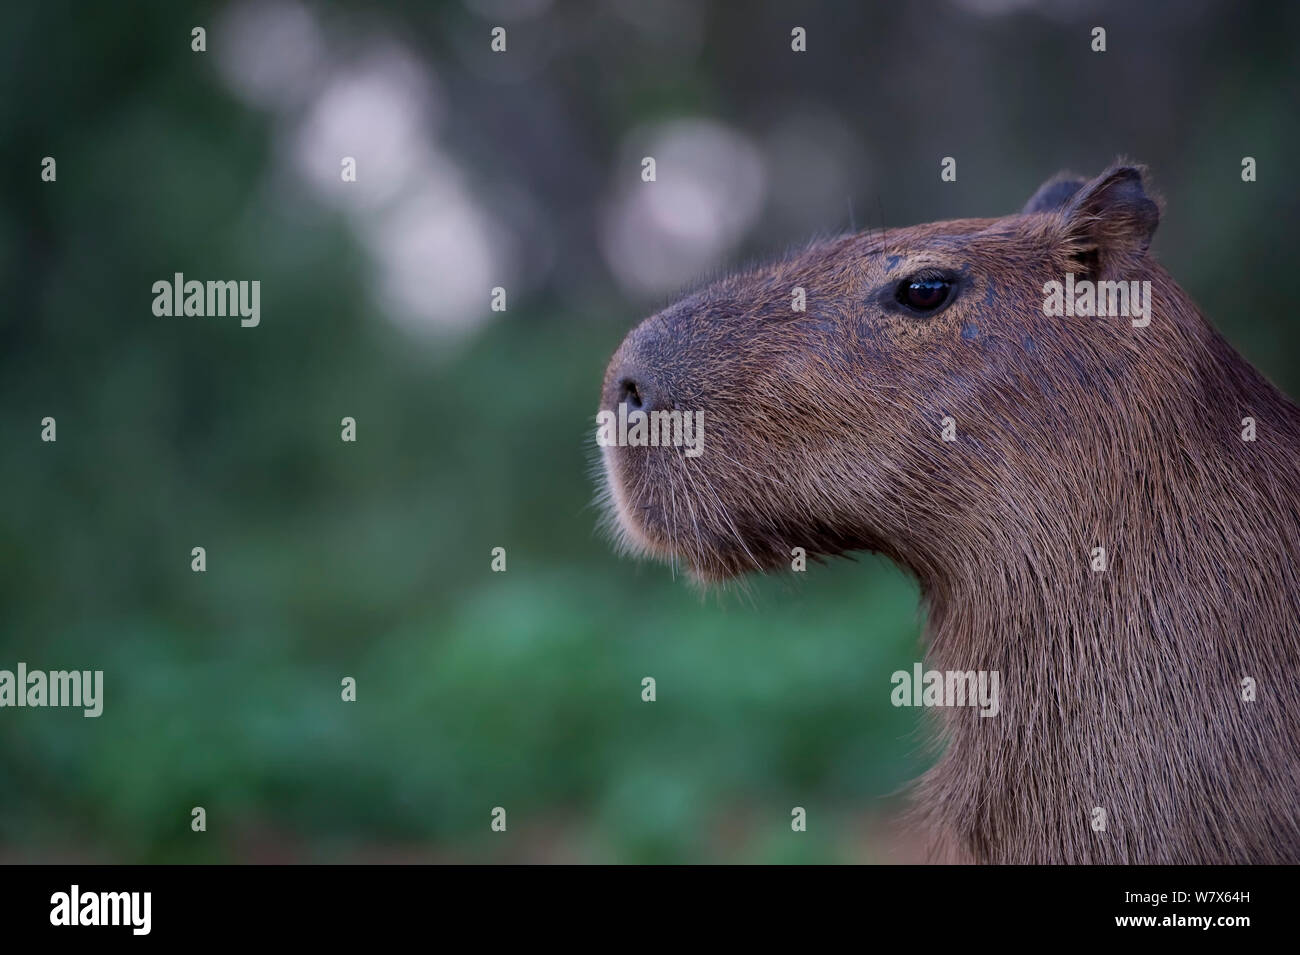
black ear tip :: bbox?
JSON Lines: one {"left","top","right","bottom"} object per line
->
{"left": 1059, "top": 161, "right": 1161, "bottom": 259}
{"left": 1023, "top": 175, "right": 1086, "bottom": 214}
{"left": 1098, "top": 161, "right": 1161, "bottom": 200}
{"left": 1088, "top": 163, "right": 1160, "bottom": 217}
{"left": 1101, "top": 163, "right": 1149, "bottom": 191}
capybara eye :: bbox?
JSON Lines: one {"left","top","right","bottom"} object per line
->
{"left": 897, "top": 275, "right": 953, "bottom": 312}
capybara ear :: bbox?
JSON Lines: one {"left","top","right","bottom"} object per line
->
{"left": 1057, "top": 164, "right": 1160, "bottom": 275}
{"left": 1022, "top": 174, "right": 1085, "bottom": 214}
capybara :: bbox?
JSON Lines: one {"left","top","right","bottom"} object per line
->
{"left": 597, "top": 163, "right": 1300, "bottom": 864}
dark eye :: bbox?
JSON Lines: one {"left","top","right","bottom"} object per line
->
{"left": 897, "top": 275, "right": 953, "bottom": 313}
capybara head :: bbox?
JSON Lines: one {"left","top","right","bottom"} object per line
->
{"left": 598, "top": 164, "right": 1167, "bottom": 583}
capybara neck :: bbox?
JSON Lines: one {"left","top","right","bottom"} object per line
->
{"left": 919, "top": 272, "right": 1300, "bottom": 862}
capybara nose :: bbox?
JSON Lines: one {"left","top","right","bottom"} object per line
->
{"left": 608, "top": 360, "right": 670, "bottom": 413}
{"left": 617, "top": 375, "right": 645, "bottom": 412}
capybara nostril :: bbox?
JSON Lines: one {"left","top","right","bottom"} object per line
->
{"left": 608, "top": 361, "right": 670, "bottom": 413}
{"left": 617, "top": 377, "right": 644, "bottom": 412}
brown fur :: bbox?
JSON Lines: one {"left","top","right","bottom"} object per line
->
{"left": 597, "top": 163, "right": 1300, "bottom": 864}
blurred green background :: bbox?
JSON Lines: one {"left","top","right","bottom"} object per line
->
{"left": 1, "top": 0, "right": 1297, "bottom": 862}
